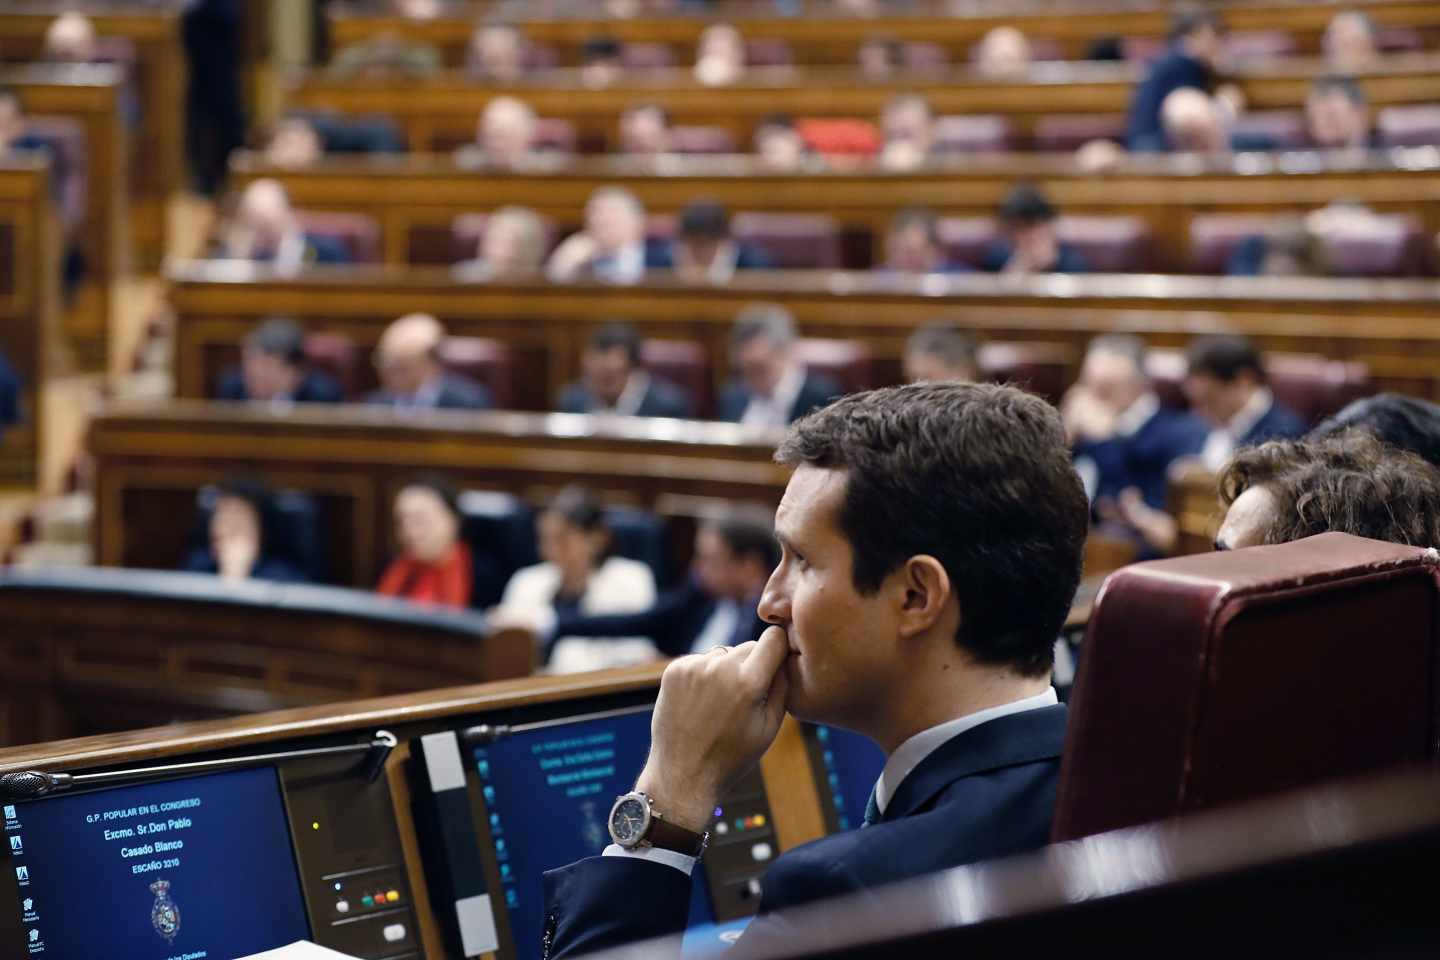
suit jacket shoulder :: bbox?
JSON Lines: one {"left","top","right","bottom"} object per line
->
{"left": 790, "top": 372, "right": 844, "bottom": 422}
{"left": 437, "top": 372, "right": 494, "bottom": 410}
{"left": 637, "top": 377, "right": 694, "bottom": 419}
{"left": 717, "top": 382, "right": 750, "bottom": 422}
{"left": 304, "top": 233, "right": 353, "bottom": 265}
{"left": 1242, "top": 401, "right": 1307, "bottom": 446}
{"left": 556, "top": 381, "right": 591, "bottom": 414}
{"left": 296, "top": 370, "right": 345, "bottom": 403}
{"left": 215, "top": 369, "right": 247, "bottom": 401}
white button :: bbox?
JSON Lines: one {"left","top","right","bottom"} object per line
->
{"left": 714, "top": 822, "right": 729, "bottom": 835}
{"left": 335, "top": 900, "right": 349, "bottom": 914}
{"left": 750, "top": 842, "right": 773, "bottom": 862}
{"left": 383, "top": 923, "right": 407, "bottom": 943}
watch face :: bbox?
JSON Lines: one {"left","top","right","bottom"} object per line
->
{"left": 609, "top": 796, "right": 649, "bottom": 846}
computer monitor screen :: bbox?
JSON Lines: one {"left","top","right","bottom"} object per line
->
{"left": 806, "top": 725, "right": 885, "bottom": 833}
{"left": 3, "top": 766, "right": 311, "bottom": 959}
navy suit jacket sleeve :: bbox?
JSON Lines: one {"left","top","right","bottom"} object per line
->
{"left": 0, "top": 351, "right": 17, "bottom": 431}
{"left": 790, "top": 373, "right": 843, "bottom": 422}
{"left": 1126, "top": 50, "right": 1213, "bottom": 150}
{"left": 437, "top": 373, "right": 494, "bottom": 410}
{"left": 717, "top": 382, "right": 749, "bottom": 422}
{"left": 215, "top": 370, "right": 247, "bottom": 401}
{"left": 557, "top": 382, "right": 590, "bottom": 414}
{"left": 296, "top": 370, "right": 345, "bottom": 404}
{"left": 638, "top": 378, "right": 694, "bottom": 419}
{"left": 552, "top": 585, "right": 703, "bottom": 659}
{"left": 735, "top": 243, "right": 775, "bottom": 271}
{"left": 305, "top": 233, "right": 354, "bottom": 265}
{"left": 1226, "top": 235, "right": 1269, "bottom": 277}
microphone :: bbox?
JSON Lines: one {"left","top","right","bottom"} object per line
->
{"left": 0, "top": 771, "right": 73, "bottom": 799}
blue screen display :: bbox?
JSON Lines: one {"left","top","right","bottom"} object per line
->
{"left": 473, "top": 708, "right": 715, "bottom": 960}
{"left": 812, "top": 725, "right": 885, "bottom": 831}
{"left": 5, "top": 766, "right": 311, "bottom": 960}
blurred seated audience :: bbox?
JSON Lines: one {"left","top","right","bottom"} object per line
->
{"left": 1216, "top": 433, "right": 1440, "bottom": 550}
{"left": 0, "top": 85, "right": 84, "bottom": 256}
{"left": 879, "top": 93, "right": 935, "bottom": 170}
{"left": 0, "top": 348, "right": 19, "bottom": 442}
{"left": 466, "top": 22, "right": 528, "bottom": 82}
{"left": 974, "top": 26, "right": 1033, "bottom": 77}
{"left": 695, "top": 23, "right": 746, "bottom": 86}
{"left": 393, "top": 0, "right": 442, "bottom": 18}
{"left": 217, "top": 317, "right": 344, "bottom": 406}
{"left": 1065, "top": 334, "right": 1208, "bottom": 546}
{"left": 858, "top": 36, "right": 904, "bottom": 79}
{"left": 182, "top": 476, "right": 308, "bottom": 584}
{"left": 220, "top": 179, "right": 352, "bottom": 269}
{"left": 264, "top": 116, "right": 324, "bottom": 167}
{"left": 367, "top": 313, "right": 493, "bottom": 410}
{"left": 1323, "top": 10, "right": 1380, "bottom": 74}
{"left": 983, "top": 184, "right": 1088, "bottom": 275}
{"left": 618, "top": 103, "right": 672, "bottom": 157}
{"left": 719, "top": 304, "right": 841, "bottom": 426}
{"left": 1306, "top": 75, "right": 1374, "bottom": 150}
{"left": 1157, "top": 87, "right": 1274, "bottom": 153}
{"left": 669, "top": 201, "right": 774, "bottom": 282}
{"left": 1311, "top": 393, "right": 1440, "bottom": 467}
{"left": 1074, "top": 137, "right": 1127, "bottom": 175}
{"left": 500, "top": 509, "right": 776, "bottom": 660}
{"left": 558, "top": 323, "right": 693, "bottom": 418}
{"left": 882, "top": 207, "right": 969, "bottom": 275}
{"left": 1186, "top": 335, "right": 1306, "bottom": 472}
{"left": 329, "top": 31, "right": 441, "bottom": 81}
{"left": 754, "top": 113, "right": 808, "bottom": 169}
{"left": 903, "top": 324, "right": 978, "bottom": 383}
{"left": 546, "top": 186, "right": 665, "bottom": 284}
{"left": 500, "top": 486, "right": 659, "bottom": 673}
{"left": 42, "top": 12, "right": 99, "bottom": 63}
{"left": 471, "top": 96, "right": 539, "bottom": 165}
{"left": 264, "top": 114, "right": 405, "bottom": 167}
{"left": 1127, "top": 10, "right": 1225, "bottom": 152}
{"left": 1226, "top": 216, "right": 1328, "bottom": 277}
{"left": 581, "top": 36, "right": 625, "bottom": 89}
{"left": 377, "top": 475, "right": 472, "bottom": 609}
{"left": 455, "top": 206, "right": 549, "bottom": 279}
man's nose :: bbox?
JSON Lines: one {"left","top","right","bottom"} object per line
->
{"left": 757, "top": 574, "right": 791, "bottom": 626}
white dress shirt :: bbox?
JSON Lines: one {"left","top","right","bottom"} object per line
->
{"left": 740, "top": 363, "right": 806, "bottom": 428}
{"left": 1199, "top": 388, "right": 1275, "bottom": 473}
{"left": 603, "top": 371, "right": 652, "bottom": 417}
{"left": 602, "top": 687, "right": 1059, "bottom": 875}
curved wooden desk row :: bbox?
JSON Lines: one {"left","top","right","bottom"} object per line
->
{"left": 287, "top": 55, "right": 1440, "bottom": 154}
{"left": 0, "top": 159, "right": 61, "bottom": 489}
{"left": 230, "top": 149, "right": 1440, "bottom": 270}
{"left": 169, "top": 263, "right": 1440, "bottom": 406}
{"left": 328, "top": 0, "right": 1440, "bottom": 65}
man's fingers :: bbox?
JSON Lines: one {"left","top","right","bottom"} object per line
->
{"left": 739, "top": 626, "right": 791, "bottom": 693}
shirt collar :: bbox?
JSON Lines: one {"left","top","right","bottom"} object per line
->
{"left": 874, "top": 687, "right": 1059, "bottom": 815}
{"left": 611, "top": 370, "right": 651, "bottom": 416}
{"left": 1114, "top": 392, "right": 1160, "bottom": 438}
{"left": 1225, "top": 387, "right": 1274, "bottom": 440}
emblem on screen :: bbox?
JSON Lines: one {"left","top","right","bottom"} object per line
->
{"left": 149, "top": 879, "right": 182, "bottom": 945}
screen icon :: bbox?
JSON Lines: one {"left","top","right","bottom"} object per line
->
{"left": 9, "top": 836, "right": 21, "bottom": 854}
{"left": 22, "top": 898, "right": 33, "bottom": 915}
{"left": 2, "top": 805, "right": 14, "bottom": 822}
{"left": 28, "top": 929, "right": 39, "bottom": 943}
{"left": 15, "top": 865, "right": 29, "bottom": 883}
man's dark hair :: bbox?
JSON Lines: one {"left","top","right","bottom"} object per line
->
{"left": 213, "top": 474, "right": 282, "bottom": 554}
{"left": 889, "top": 207, "right": 941, "bottom": 246}
{"left": 400, "top": 473, "right": 462, "bottom": 520}
{"left": 1309, "top": 394, "right": 1440, "bottom": 469}
{"left": 679, "top": 200, "right": 731, "bottom": 239}
{"left": 905, "top": 323, "right": 977, "bottom": 372}
{"left": 730, "top": 303, "right": 796, "bottom": 354}
{"left": 587, "top": 322, "right": 643, "bottom": 365}
{"left": 1218, "top": 433, "right": 1440, "bottom": 547}
{"left": 706, "top": 508, "right": 780, "bottom": 571}
{"left": 999, "top": 183, "right": 1057, "bottom": 225}
{"left": 776, "top": 382, "right": 1088, "bottom": 676}
{"left": 547, "top": 484, "right": 607, "bottom": 534}
{"left": 1311, "top": 73, "right": 1367, "bottom": 106}
{"left": 1169, "top": 9, "right": 1224, "bottom": 43}
{"left": 582, "top": 36, "right": 622, "bottom": 63}
{"left": 1086, "top": 36, "right": 1125, "bottom": 62}
{"left": 757, "top": 113, "right": 795, "bottom": 132}
{"left": 245, "top": 317, "right": 307, "bottom": 367}
{"left": 1186, "top": 334, "right": 1266, "bottom": 385}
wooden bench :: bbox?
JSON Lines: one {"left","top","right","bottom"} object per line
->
{"left": 168, "top": 264, "right": 1440, "bottom": 408}
{"left": 0, "top": 6, "right": 184, "bottom": 262}
{"left": 286, "top": 55, "right": 1440, "bottom": 155}
{"left": 228, "top": 151, "right": 1440, "bottom": 271}
{"left": 4, "top": 64, "right": 130, "bottom": 369}
{"left": 0, "top": 158, "right": 61, "bottom": 489}
{"left": 327, "top": 0, "right": 1440, "bottom": 66}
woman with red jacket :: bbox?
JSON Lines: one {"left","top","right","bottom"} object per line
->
{"left": 377, "top": 475, "right": 472, "bottom": 609}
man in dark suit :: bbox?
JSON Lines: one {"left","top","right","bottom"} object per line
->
{"left": 1127, "top": 10, "right": 1225, "bottom": 151}
{"left": 529, "top": 510, "right": 777, "bottom": 663}
{"left": 1185, "top": 334, "right": 1307, "bottom": 473}
{"left": 665, "top": 200, "right": 774, "bottom": 283}
{"left": 541, "top": 382, "right": 1090, "bottom": 957}
{"left": 216, "top": 317, "right": 344, "bottom": 406}
{"left": 717, "top": 304, "right": 841, "bottom": 426}
{"left": 1305, "top": 74, "right": 1375, "bottom": 150}
{"left": 220, "top": 179, "right": 354, "bottom": 270}
{"left": 0, "top": 347, "right": 19, "bottom": 442}
{"left": 365, "top": 313, "right": 493, "bottom": 411}
{"left": 981, "top": 185, "right": 1089, "bottom": 275}
{"left": 557, "top": 323, "right": 693, "bottom": 419}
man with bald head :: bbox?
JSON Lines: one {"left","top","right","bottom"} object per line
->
{"left": 546, "top": 186, "right": 666, "bottom": 284}
{"left": 477, "top": 96, "right": 538, "bottom": 164}
{"left": 222, "top": 179, "right": 351, "bottom": 270}
{"left": 366, "top": 314, "right": 492, "bottom": 410}
{"left": 43, "top": 12, "right": 99, "bottom": 62}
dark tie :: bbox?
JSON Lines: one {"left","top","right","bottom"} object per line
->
{"left": 862, "top": 787, "right": 881, "bottom": 828}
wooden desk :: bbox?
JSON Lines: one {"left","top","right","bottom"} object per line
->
{"left": 169, "top": 264, "right": 1440, "bottom": 409}
{"left": 0, "top": 6, "right": 185, "bottom": 262}
{"left": 327, "top": 0, "right": 1440, "bottom": 66}
{"left": 89, "top": 399, "right": 790, "bottom": 587}
{"left": 0, "top": 159, "right": 61, "bottom": 489}
{"left": 229, "top": 151, "right": 1440, "bottom": 272}
{"left": 5, "top": 64, "right": 130, "bottom": 369}
{"left": 286, "top": 55, "right": 1440, "bottom": 155}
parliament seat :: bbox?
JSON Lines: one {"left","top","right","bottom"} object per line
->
{"left": 1225, "top": 29, "right": 1298, "bottom": 62}
{"left": 621, "top": 41, "right": 675, "bottom": 70}
{"left": 901, "top": 41, "right": 948, "bottom": 71}
{"left": 604, "top": 505, "right": 672, "bottom": 587}
{"left": 534, "top": 117, "right": 578, "bottom": 153}
{"left": 936, "top": 216, "right": 1003, "bottom": 268}
{"left": 670, "top": 124, "right": 736, "bottom": 154}
{"left": 1053, "top": 533, "right": 1440, "bottom": 841}
{"left": 933, "top": 114, "right": 1015, "bottom": 154}
{"left": 1187, "top": 214, "right": 1277, "bottom": 274}
{"left": 458, "top": 490, "right": 541, "bottom": 608}
{"left": 450, "top": 210, "right": 558, "bottom": 262}
{"left": 1231, "top": 109, "right": 1308, "bottom": 149}
{"left": 1378, "top": 104, "right": 1440, "bottom": 148}
{"left": 1318, "top": 213, "right": 1431, "bottom": 278}
{"left": 977, "top": 340, "right": 1077, "bottom": 405}
{"left": 640, "top": 338, "right": 713, "bottom": 418}
{"left": 22, "top": 115, "right": 87, "bottom": 230}
{"left": 747, "top": 38, "right": 795, "bottom": 67}
{"left": 1055, "top": 215, "right": 1152, "bottom": 272}
{"left": 184, "top": 486, "right": 326, "bottom": 584}
{"left": 732, "top": 212, "right": 842, "bottom": 268}
{"left": 794, "top": 338, "right": 874, "bottom": 394}
{"left": 1032, "top": 113, "right": 1126, "bottom": 151}
{"left": 437, "top": 336, "right": 514, "bottom": 409}
{"left": 1146, "top": 347, "right": 1371, "bottom": 424}
{"left": 295, "top": 210, "right": 382, "bottom": 263}
{"left": 302, "top": 331, "right": 362, "bottom": 400}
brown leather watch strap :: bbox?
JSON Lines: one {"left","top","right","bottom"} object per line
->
{"left": 647, "top": 815, "right": 709, "bottom": 858}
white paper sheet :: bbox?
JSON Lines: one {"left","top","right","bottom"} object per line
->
{"left": 235, "top": 941, "right": 365, "bottom": 960}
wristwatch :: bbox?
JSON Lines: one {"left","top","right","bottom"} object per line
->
{"left": 608, "top": 791, "right": 710, "bottom": 858}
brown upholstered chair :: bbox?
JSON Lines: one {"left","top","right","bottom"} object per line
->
{"left": 933, "top": 114, "right": 1015, "bottom": 154}
{"left": 1032, "top": 113, "right": 1126, "bottom": 152}
{"left": 1053, "top": 533, "right": 1440, "bottom": 841}
{"left": 1146, "top": 347, "right": 1371, "bottom": 425}
{"left": 1055, "top": 216, "right": 1152, "bottom": 272}
{"left": 731, "top": 212, "right": 842, "bottom": 269}
{"left": 640, "top": 339, "right": 713, "bottom": 419}
{"left": 1378, "top": 105, "right": 1440, "bottom": 148}
{"left": 794, "top": 339, "right": 875, "bottom": 395}
{"left": 303, "top": 332, "right": 361, "bottom": 400}
{"left": 669, "top": 125, "right": 736, "bottom": 154}
{"left": 437, "top": 336, "right": 514, "bottom": 409}
{"left": 976, "top": 341, "right": 1078, "bottom": 405}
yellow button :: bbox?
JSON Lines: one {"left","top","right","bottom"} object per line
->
{"left": 387, "top": 890, "right": 401, "bottom": 903}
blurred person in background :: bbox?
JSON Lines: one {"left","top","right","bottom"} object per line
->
{"left": 216, "top": 317, "right": 343, "bottom": 406}
{"left": 457, "top": 206, "right": 550, "bottom": 280}
{"left": 183, "top": 476, "right": 308, "bottom": 584}
{"left": 558, "top": 323, "right": 693, "bottom": 418}
{"left": 220, "top": 179, "right": 352, "bottom": 269}
{"left": 466, "top": 22, "right": 529, "bottom": 82}
{"left": 879, "top": 94, "right": 935, "bottom": 170}
{"left": 858, "top": 36, "right": 904, "bottom": 79}
{"left": 1185, "top": 334, "right": 1306, "bottom": 472}
{"left": 754, "top": 113, "right": 808, "bottom": 169}
{"left": 695, "top": 23, "right": 746, "bottom": 86}
{"left": 670, "top": 201, "right": 774, "bottom": 282}
{"left": 474, "top": 96, "right": 539, "bottom": 165}
{"left": 377, "top": 475, "right": 473, "bottom": 609}
{"left": 882, "top": 208, "right": 969, "bottom": 275}
{"left": 1305, "top": 75, "right": 1374, "bottom": 150}
{"left": 903, "top": 324, "right": 979, "bottom": 383}
{"left": 983, "top": 184, "right": 1088, "bottom": 275}
{"left": 1310, "top": 393, "right": 1440, "bottom": 467}
{"left": 1323, "top": 10, "right": 1380, "bottom": 74}
{"left": 546, "top": 187, "right": 667, "bottom": 284}
{"left": 581, "top": 36, "right": 625, "bottom": 88}
{"left": 1127, "top": 10, "right": 1226, "bottom": 151}
{"left": 618, "top": 103, "right": 673, "bottom": 157}
{"left": 974, "top": 26, "right": 1033, "bottom": 77}
{"left": 42, "top": 12, "right": 99, "bottom": 63}
{"left": 719, "top": 304, "right": 841, "bottom": 426}
{"left": 366, "top": 313, "right": 493, "bottom": 410}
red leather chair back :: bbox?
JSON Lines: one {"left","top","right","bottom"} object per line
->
{"left": 731, "top": 212, "right": 841, "bottom": 269}
{"left": 933, "top": 114, "right": 1015, "bottom": 154}
{"left": 1231, "top": 109, "right": 1308, "bottom": 149}
{"left": 303, "top": 332, "right": 361, "bottom": 400}
{"left": 670, "top": 125, "right": 736, "bottom": 154}
{"left": 437, "top": 336, "right": 514, "bottom": 409}
{"left": 1188, "top": 214, "right": 1277, "bottom": 274}
{"left": 746, "top": 38, "right": 793, "bottom": 67}
{"left": 296, "top": 211, "right": 382, "bottom": 263}
{"left": 449, "top": 211, "right": 558, "bottom": 263}
{"left": 1033, "top": 113, "right": 1126, "bottom": 151}
{"left": 1225, "top": 30, "right": 1297, "bottom": 62}
{"left": 1146, "top": 347, "right": 1371, "bottom": 424}
{"left": 620, "top": 42, "right": 674, "bottom": 70}
{"left": 1378, "top": 105, "right": 1440, "bottom": 148}
{"left": 1317, "top": 214, "right": 1431, "bottom": 278}
{"left": 977, "top": 341, "right": 1078, "bottom": 405}
{"left": 533, "top": 118, "right": 577, "bottom": 154}
{"left": 1054, "top": 533, "right": 1440, "bottom": 841}
{"left": 1055, "top": 215, "right": 1152, "bottom": 272}
{"left": 936, "top": 216, "right": 1003, "bottom": 269}
{"left": 900, "top": 41, "right": 948, "bottom": 71}
{"left": 641, "top": 339, "right": 712, "bottom": 419}
{"left": 793, "top": 339, "right": 874, "bottom": 395}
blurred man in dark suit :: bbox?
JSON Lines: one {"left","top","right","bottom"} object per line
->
{"left": 1127, "top": 10, "right": 1225, "bottom": 151}
{"left": 0, "top": 348, "right": 20, "bottom": 442}
{"left": 718, "top": 304, "right": 840, "bottom": 426}
{"left": 1185, "top": 335, "right": 1306, "bottom": 472}
{"left": 217, "top": 317, "right": 344, "bottom": 407}
{"left": 366, "top": 314, "right": 492, "bottom": 411}
{"left": 541, "top": 382, "right": 1088, "bottom": 956}
{"left": 558, "top": 323, "right": 693, "bottom": 419}
{"left": 220, "top": 179, "right": 352, "bottom": 269}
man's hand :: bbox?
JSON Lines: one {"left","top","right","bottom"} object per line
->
{"left": 634, "top": 627, "right": 791, "bottom": 833}
{"left": 546, "top": 232, "right": 599, "bottom": 282}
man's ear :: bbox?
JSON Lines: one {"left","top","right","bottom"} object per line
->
{"left": 895, "top": 555, "right": 953, "bottom": 640}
